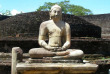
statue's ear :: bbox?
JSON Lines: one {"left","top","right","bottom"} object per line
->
{"left": 49, "top": 10, "right": 51, "bottom": 14}
{"left": 49, "top": 10, "right": 51, "bottom": 19}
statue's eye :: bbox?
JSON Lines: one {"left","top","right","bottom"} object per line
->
{"left": 54, "top": 11, "right": 56, "bottom": 13}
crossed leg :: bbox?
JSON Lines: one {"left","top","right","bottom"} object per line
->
{"left": 29, "top": 48, "right": 84, "bottom": 59}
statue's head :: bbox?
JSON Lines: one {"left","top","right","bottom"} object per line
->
{"left": 50, "top": 4, "right": 62, "bottom": 20}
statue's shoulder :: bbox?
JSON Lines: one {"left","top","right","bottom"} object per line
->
{"left": 61, "top": 21, "right": 70, "bottom": 26}
{"left": 41, "top": 20, "right": 51, "bottom": 25}
{"left": 40, "top": 20, "right": 50, "bottom": 27}
{"left": 63, "top": 21, "right": 70, "bottom": 28}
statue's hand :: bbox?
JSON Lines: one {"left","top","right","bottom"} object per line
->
{"left": 57, "top": 47, "right": 67, "bottom": 51}
{"left": 45, "top": 46, "right": 66, "bottom": 52}
{"left": 45, "top": 46, "right": 58, "bottom": 51}
{"left": 53, "top": 47, "right": 66, "bottom": 51}
{"left": 56, "top": 47, "right": 63, "bottom": 51}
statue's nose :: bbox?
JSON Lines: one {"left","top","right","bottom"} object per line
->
{"left": 55, "top": 12, "right": 58, "bottom": 15}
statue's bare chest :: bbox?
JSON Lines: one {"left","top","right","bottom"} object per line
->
{"left": 47, "top": 23, "right": 65, "bottom": 37}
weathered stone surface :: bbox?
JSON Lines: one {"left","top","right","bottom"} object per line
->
{"left": 27, "top": 57, "right": 83, "bottom": 63}
{"left": 0, "top": 38, "right": 110, "bottom": 55}
{"left": 29, "top": 48, "right": 55, "bottom": 59}
{"left": 16, "top": 63, "right": 98, "bottom": 74}
{"left": 29, "top": 5, "right": 84, "bottom": 59}
{"left": 1, "top": 53, "right": 110, "bottom": 74}
{"left": 80, "top": 14, "right": 110, "bottom": 38}
{"left": 0, "top": 11, "right": 101, "bottom": 38}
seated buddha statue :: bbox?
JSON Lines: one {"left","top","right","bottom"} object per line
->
{"left": 29, "top": 4, "right": 84, "bottom": 59}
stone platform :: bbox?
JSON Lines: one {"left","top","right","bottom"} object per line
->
{"left": 11, "top": 47, "right": 98, "bottom": 74}
{"left": 16, "top": 63, "right": 98, "bottom": 74}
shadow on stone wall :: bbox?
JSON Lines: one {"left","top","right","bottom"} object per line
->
{"left": 80, "top": 14, "right": 110, "bottom": 38}
{"left": 0, "top": 15, "right": 10, "bottom": 21}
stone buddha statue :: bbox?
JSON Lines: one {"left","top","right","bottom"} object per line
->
{"left": 29, "top": 4, "right": 84, "bottom": 59}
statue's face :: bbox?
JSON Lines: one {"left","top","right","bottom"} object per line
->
{"left": 50, "top": 7, "right": 62, "bottom": 19}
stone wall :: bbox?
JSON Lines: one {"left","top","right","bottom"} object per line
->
{"left": 0, "top": 66, "right": 10, "bottom": 74}
{"left": 0, "top": 12, "right": 109, "bottom": 74}
{"left": 0, "top": 15, "right": 10, "bottom": 21}
{"left": 0, "top": 11, "right": 101, "bottom": 38}
{"left": 0, "top": 38, "right": 110, "bottom": 55}
{"left": 80, "top": 14, "right": 110, "bottom": 38}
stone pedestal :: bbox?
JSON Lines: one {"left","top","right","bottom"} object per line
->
{"left": 11, "top": 47, "right": 98, "bottom": 74}
{"left": 28, "top": 57, "right": 83, "bottom": 63}
{"left": 16, "top": 63, "right": 98, "bottom": 74}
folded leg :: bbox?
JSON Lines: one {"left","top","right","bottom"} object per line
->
{"left": 29, "top": 48, "right": 56, "bottom": 59}
{"left": 66, "top": 49, "right": 84, "bottom": 58}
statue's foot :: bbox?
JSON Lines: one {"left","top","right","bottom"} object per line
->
{"left": 55, "top": 51, "right": 70, "bottom": 56}
{"left": 66, "top": 49, "right": 84, "bottom": 58}
{"left": 55, "top": 49, "right": 84, "bottom": 59}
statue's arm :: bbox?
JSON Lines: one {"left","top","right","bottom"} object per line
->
{"left": 62, "top": 23, "right": 71, "bottom": 50}
{"left": 38, "top": 22, "right": 48, "bottom": 48}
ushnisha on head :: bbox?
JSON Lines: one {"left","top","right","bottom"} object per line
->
{"left": 50, "top": 4, "right": 62, "bottom": 11}
{"left": 49, "top": 4, "right": 62, "bottom": 20}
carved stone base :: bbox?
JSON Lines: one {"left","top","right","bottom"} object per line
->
{"left": 16, "top": 63, "right": 98, "bottom": 74}
{"left": 27, "top": 58, "right": 83, "bottom": 63}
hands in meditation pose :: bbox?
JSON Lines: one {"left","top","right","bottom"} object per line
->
{"left": 29, "top": 4, "right": 84, "bottom": 59}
